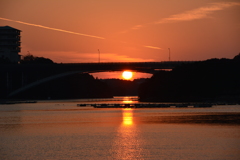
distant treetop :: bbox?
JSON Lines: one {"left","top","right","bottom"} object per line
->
{"left": 20, "top": 53, "right": 54, "bottom": 64}
{"left": 233, "top": 53, "right": 240, "bottom": 61}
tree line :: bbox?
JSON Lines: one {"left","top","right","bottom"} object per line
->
{"left": 0, "top": 53, "right": 54, "bottom": 64}
{"left": 138, "top": 54, "right": 240, "bottom": 103}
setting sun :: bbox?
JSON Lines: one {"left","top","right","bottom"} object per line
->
{"left": 122, "top": 71, "right": 133, "bottom": 80}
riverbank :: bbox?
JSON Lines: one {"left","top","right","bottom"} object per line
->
{"left": 0, "top": 100, "right": 37, "bottom": 104}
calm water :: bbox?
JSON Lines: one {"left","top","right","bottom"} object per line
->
{"left": 0, "top": 98, "right": 240, "bottom": 160}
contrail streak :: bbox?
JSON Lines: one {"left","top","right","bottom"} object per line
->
{"left": 0, "top": 17, "right": 162, "bottom": 50}
{"left": 0, "top": 17, "right": 105, "bottom": 39}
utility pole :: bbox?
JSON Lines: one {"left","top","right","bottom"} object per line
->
{"left": 98, "top": 49, "right": 100, "bottom": 63}
{"left": 168, "top": 48, "right": 171, "bottom": 61}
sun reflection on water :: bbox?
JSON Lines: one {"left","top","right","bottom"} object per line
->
{"left": 122, "top": 100, "right": 133, "bottom": 103}
{"left": 122, "top": 96, "right": 134, "bottom": 104}
{"left": 111, "top": 108, "right": 144, "bottom": 159}
{"left": 122, "top": 108, "right": 133, "bottom": 126}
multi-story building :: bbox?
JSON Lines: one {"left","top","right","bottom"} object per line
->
{"left": 0, "top": 26, "right": 21, "bottom": 63}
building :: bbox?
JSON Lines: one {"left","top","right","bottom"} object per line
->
{"left": 0, "top": 26, "right": 21, "bottom": 63}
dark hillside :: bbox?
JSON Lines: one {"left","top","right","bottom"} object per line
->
{"left": 139, "top": 54, "right": 240, "bottom": 103}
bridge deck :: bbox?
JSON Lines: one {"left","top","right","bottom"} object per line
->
{"left": 0, "top": 61, "right": 198, "bottom": 72}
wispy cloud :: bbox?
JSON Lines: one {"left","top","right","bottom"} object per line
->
{"left": 122, "top": 2, "right": 240, "bottom": 33}
{"left": 156, "top": 2, "right": 240, "bottom": 24}
{"left": 120, "top": 24, "right": 148, "bottom": 34}
{"left": 131, "top": 25, "right": 144, "bottom": 30}
{"left": 144, "top": 46, "right": 162, "bottom": 50}
{"left": 0, "top": 17, "right": 105, "bottom": 39}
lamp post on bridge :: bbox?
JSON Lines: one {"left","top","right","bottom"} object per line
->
{"left": 168, "top": 48, "right": 171, "bottom": 61}
{"left": 98, "top": 49, "right": 100, "bottom": 63}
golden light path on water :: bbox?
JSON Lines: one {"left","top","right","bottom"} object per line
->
{"left": 122, "top": 108, "right": 133, "bottom": 126}
{"left": 0, "top": 101, "right": 240, "bottom": 159}
{"left": 111, "top": 108, "right": 148, "bottom": 159}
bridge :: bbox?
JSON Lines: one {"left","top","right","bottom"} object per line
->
{"left": 2, "top": 61, "right": 196, "bottom": 72}
{"left": 0, "top": 61, "right": 197, "bottom": 97}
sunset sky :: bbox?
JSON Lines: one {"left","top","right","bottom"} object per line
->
{"left": 1, "top": 0, "right": 240, "bottom": 78}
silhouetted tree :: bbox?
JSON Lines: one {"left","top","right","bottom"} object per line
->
{"left": 102, "top": 79, "right": 143, "bottom": 96}
{"left": 233, "top": 53, "right": 240, "bottom": 61}
{"left": 20, "top": 53, "right": 54, "bottom": 64}
{"left": 139, "top": 54, "right": 240, "bottom": 103}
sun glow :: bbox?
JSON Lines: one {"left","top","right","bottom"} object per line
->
{"left": 122, "top": 71, "right": 133, "bottom": 80}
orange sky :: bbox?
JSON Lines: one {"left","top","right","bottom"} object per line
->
{"left": 1, "top": 0, "right": 240, "bottom": 78}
